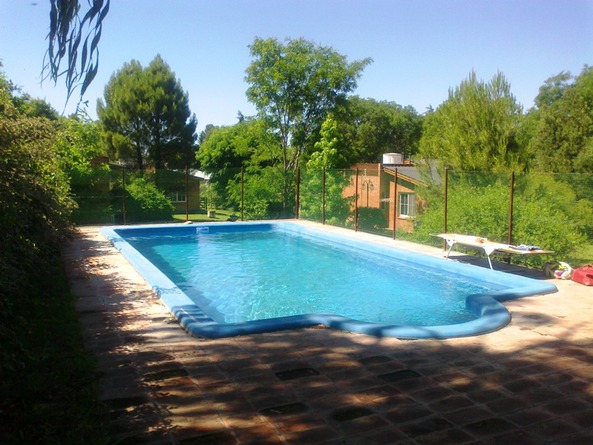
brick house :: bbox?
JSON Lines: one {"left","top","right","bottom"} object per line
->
{"left": 345, "top": 154, "right": 427, "bottom": 232}
{"left": 165, "top": 169, "right": 209, "bottom": 214}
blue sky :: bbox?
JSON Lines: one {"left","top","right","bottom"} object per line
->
{"left": 1, "top": 0, "right": 592, "bottom": 133}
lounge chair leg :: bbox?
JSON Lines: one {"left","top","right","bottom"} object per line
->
{"left": 445, "top": 242, "right": 454, "bottom": 259}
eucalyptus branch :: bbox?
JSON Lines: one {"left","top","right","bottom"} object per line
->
{"left": 42, "top": 0, "right": 111, "bottom": 107}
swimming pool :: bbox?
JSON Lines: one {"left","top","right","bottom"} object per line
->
{"left": 101, "top": 221, "right": 557, "bottom": 339}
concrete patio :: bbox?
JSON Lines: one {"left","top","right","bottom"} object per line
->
{"left": 62, "top": 225, "right": 593, "bottom": 444}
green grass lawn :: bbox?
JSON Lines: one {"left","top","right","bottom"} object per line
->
{"left": 172, "top": 208, "right": 239, "bottom": 223}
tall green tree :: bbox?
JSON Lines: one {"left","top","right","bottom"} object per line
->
{"left": 336, "top": 96, "right": 422, "bottom": 164}
{"left": 300, "top": 116, "right": 352, "bottom": 225}
{"left": 530, "top": 66, "right": 593, "bottom": 173}
{"left": 245, "top": 37, "right": 371, "bottom": 210}
{"left": 197, "top": 118, "right": 277, "bottom": 210}
{"left": 418, "top": 71, "right": 524, "bottom": 172}
{"left": 97, "top": 55, "right": 197, "bottom": 170}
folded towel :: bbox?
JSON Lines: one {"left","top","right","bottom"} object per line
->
{"left": 511, "top": 244, "right": 542, "bottom": 251}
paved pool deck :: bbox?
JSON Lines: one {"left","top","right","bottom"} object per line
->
{"left": 62, "top": 223, "right": 593, "bottom": 444}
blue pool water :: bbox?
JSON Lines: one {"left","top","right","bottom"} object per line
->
{"left": 101, "top": 222, "right": 557, "bottom": 339}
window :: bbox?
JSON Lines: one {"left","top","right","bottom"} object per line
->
{"left": 169, "top": 190, "right": 186, "bottom": 203}
{"left": 398, "top": 193, "right": 416, "bottom": 218}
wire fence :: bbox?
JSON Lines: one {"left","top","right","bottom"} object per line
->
{"left": 71, "top": 163, "right": 593, "bottom": 266}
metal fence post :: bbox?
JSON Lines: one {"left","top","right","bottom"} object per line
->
{"left": 122, "top": 167, "right": 127, "bottom": 225}
{"left": 443, "top": 168, "right": 449, "bottom": 250}
{"left": 322, "top": 167, "right": 326, "bottom": 224}
{"left": 507, "top": 171, "right": 515, "bottom": 263}
{"left": 185, "top": 166, "right": 189, "bottom": 222}
{"left": 241, "top": 166, "right": 245, "bottom": 221}
{"left": 295, "top": 166, "right": 300, "bottom": 219}
{"left": 393, "top": 168, "right": 398, "bottom": 239}
{"left": 354, "top": 168, "right": 359, "bottom": 231}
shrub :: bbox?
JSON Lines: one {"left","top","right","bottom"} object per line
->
{"left": 123, "top": 176, "right": 175, "bottom": 222}
{"left": 413, "top": 173, "right": 592, "bottom": 267}
{"left": 358, "top": 207, "right": 388, "bottom": 231}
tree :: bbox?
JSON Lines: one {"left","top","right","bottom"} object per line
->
{"left": 534, "top": 71, "right": 572, "bottom": 108}
{"left": 336, "top": 96, "right": 423, "bottom": 164}
{"left": 300, "top": 116, "right": 353, "bottom": 225}
{"left": 529, "top": 66, "right": 593, "bottom": 173}
{"left": 97, "top": 55, "right": 197, "bottom": 170}
{"left": 43, "top": 0, "right": 111, "bottom": 105}
{"left": 0, "top": 68, "right": 74, "bottom": 307}
{"left": 54, "top": 116, "right": 108, "bottom": 185}
{"left": 196, "top": 118, "right": 279, "bottom": 211}
{"left": 418, "top": 71, "right": 524, "bottom": 172}
{"left": 53, "top": 115, "right": 111, "bottom": 223}
{"left": 245, "top": 37, "right": 371, "bottom": 210}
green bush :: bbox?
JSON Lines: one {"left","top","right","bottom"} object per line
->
{"left": 358, "top": 207, "right": 388, "bottom": 231}
{"left": 123, "top": 176, "right": 175, "bottom": 222}
{"left": 413, "top": 173, "right": 592, "bottom": 267}
{"left": 1, "top": 89, "right": 75, "bottom": 345}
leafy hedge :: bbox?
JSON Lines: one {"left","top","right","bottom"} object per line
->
{"left": 124, "top": 176, "right": 175, "bottom": 222}
{"left": 411, "top": 173, "right": 593, "bottom": 267}
{"left": 1, "top": 88, "right": 75, "bottom": 351}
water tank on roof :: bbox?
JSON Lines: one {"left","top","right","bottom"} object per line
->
{"left": 382, "top": 153, "right": 403, "bottom": 165}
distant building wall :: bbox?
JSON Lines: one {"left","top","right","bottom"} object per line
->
{"left": 343, "top": 163, "right": 421, "bottom": 232}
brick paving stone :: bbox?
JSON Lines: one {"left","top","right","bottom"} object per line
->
{"left": 483, "top": 395, "right": 530, "bottom": 415}
{"left": 331, "top": 375, "right": 383, "bottom": 391}
{"left": 384, "top": 403, "right": 433, "bottom": 423}
{"left": 502, "top": 377, "right": 543, "bottom": 394}
{"left": 355, "top": 426, "right": 410, "bottom": 444}
{"left": 176, "top": 429, "right": 237, "bottom": 445}
{"left": 466, "top": 388, "right": 508, "bottom": 404}
{"left": 554, "top": 378, "right": 592, "bottom": 397}
{"left": 559, "top": 430, "right": 593, "bottom": 444}
{"left": 491, "top": 429, "right": 540, "bottom": 444}
{"left": 520, "top": 386, "right": 565, "bottom": 404}
{"left": 526, "top": 418, "right": 583, "bottom": 442}
{"left": 234, "top": 427, "right": 285, "bottom": 445}
{"left": 246, "top": 391, "right": 300, "bottom": 411}
{"left": 267, "top": 411, "right": 331, "bottom": 435}
{"left": 432, "top": 370, "right": 475, "bottom": 388}
{"left": 397, "top": 415, "right": 454, "bottom": 439}
{"left": 333, "top": 413, "right": 390, "bottom": 435}
{"left": 415, "top": 427, "right": 476, "bottom": 444}
{"left": 358, "top": 355, "right": 393, "bottom": 366}
{"left": 464, "top": 417, "right": 516, "bottom": 437}
{"left": 428, "top": 394, "right": 476, "bottom": 413}
{"left": 330, "top": 405, "right": 374, "bottom": 422}
{"left": 364, "top": 393, "right": 417, "bottom": 413}
{"left": 283, "top": 424, "right": 340, "bottom": 443}
{"left": 569, "top": 408, "right": 593, "bottom": 430}
{"left": 351, "top": 385, "right": 403, "bottom": 404}
{"left": 542, "top": 397, "right": 592, "bottom": 416}
{"left": 503, "top": 407, "right": 554, "bottom": 427}
{"left": 409, "top": 385, "right": 456, "bottom": 403}
{"left": 294, "top": 380, "right": 340, "bottom": 400}
{"left": 444, "top": 405, "right": 494, "bottom": 427}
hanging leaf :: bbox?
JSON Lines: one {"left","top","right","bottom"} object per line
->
{"left": 42, "top": 0, "right": 111, "bottom": 108}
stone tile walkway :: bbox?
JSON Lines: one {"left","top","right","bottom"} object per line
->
{"left": 62, "top": 225, "right": 593, "bottom": 444}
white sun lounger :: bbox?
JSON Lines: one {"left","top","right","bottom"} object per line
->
{"left": 435, "top": 233, "right": 553, "bottom": 269}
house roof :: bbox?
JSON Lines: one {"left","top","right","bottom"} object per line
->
{"left": 383, "top": 160, "right": 441, "bottom": 186}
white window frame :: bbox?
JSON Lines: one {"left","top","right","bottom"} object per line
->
{"left": 398, "top": 193, "right": 416, "bottom": 218}
{"left": 169, "top": 190, "right": 187, "bottom": 203}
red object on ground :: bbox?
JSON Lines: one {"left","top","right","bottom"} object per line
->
{"left": 572, "top": 265, "right": 593, "bottom": 286}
